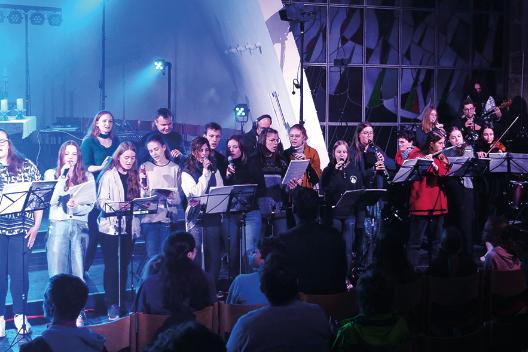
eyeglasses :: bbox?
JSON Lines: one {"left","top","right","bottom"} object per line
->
{"left": 267, "top": 138, "right": 281, "bottom": 144}
{"left": 360, "top": 131, "right": 374, "bottom": 136}
{"left": 463, "top": 107, "right": 475, "bottom": 112}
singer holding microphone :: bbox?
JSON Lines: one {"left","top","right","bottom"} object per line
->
{"left": 138, "top": 134, "right": 181, "bottom": 259}
{"left": 81, "top": 111, "right": 120, "bottom": 272}
{"left": 45, "top": 141, "right": 96, "bottom": 280}
{"left": 224, "top": 135, "right": 264, "bottom": 276}
{"left": 181, "top": 137, "right": 224, "bottom": 282}
{"left": 407, "top": 129, "right": 450, "bottom": 271}
{"left": 321, "top": 140, "right": 366, "bottom": 272}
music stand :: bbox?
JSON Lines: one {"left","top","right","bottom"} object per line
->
{"left": 392, "top": 158, "right": 433, "bottom": 183}
{"left": 333, "top": 189, "right": 387, "bottom": 217}
{"left": 447, "top": 156, "right": 490, "bottom": 177}
{"left": 102, "top": 196, "right": 159, "bottom": 310}
{"left": 489, "top": 153, "right": 528, "bottom": 174}
{"left": 227, "top": 184, "right": 258, "bottom": 275}
{"left": 193, "top": 186, "right": 233, "bottom": 271}
{"left": 0, "top": 180, "right": 55, "bottom": 341}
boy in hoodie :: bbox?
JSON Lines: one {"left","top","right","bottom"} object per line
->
{"left": 21, "top": 274, "right": 106, "bottom": 352}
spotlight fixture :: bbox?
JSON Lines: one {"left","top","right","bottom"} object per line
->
{"left": 47, "top": 13, "right": 62, "bottom": 26}
{"left": 154, "top": 59, "right": 166, "bottom": 71}
{"left": 29, "top": 12, "right": 45, "bottom": 25}
{"left": 234, "top": 104, "right": 250, "bottom": 123}
{"left": 7, "top": 10, "right": 22, "bottom": 24}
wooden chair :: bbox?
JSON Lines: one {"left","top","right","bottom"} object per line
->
{"left": 300, "top": 290, "right": 358, "bottom": 322}
{"left": 194, "top": 303, "right": 218, "bottom": 332}
{"left": 217, "top": 302, "right": 264, "bottom": 340}
{"left": 426, "top": 273, "right": 482, "bottom": 335}
{"left": 130, "top": 313, "right": 170, "bottom": 352}
{"left": 88, "top": 315, "right": 131, "bottom": 352}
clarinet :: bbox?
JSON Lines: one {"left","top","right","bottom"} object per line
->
{"left": 367, "top": 140, "right": 391, "bottom": 184}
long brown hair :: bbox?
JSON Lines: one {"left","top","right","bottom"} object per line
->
{"left": 186, "top": 136, "right": 210, "bottom": 174}
{"left": 54, "top": 140, "right": 87, "bottom": 188}
{"left": 109, "top": 142, "right": 140, "bottom": 201}
{"left": 87, "top": 110, "right": 115, "bottom": 138}
{"left": 0, "top": 128, "right": 26, "bottom": 175}
{"left": 424, "top": 128, "right": 446, "bottom": 154}
{"left": 226, "top": 135, "right": 247, "bottom": 164}
{"left": 421, "top": 106, "right": 437, "bottom": 133}
{"left": 351, "top": 122, "right": 373, "bottom": 163}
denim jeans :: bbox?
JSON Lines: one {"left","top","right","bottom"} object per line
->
{"left": 47, "top": 220, "right": 88, "bottom": 279}
{"left": 141, "top": 222, "right": 170, "bottom": 258}
{"left": 0, "top": 234, "right": 30, "bottom": 316}
{"left": 223, "top": 210, "right": 262, "bottom": 276}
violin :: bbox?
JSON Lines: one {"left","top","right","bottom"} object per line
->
{"left": 488, "top": 140, "right": 506, "bottom": 153}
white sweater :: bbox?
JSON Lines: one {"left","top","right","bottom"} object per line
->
{"left": 44, "top": 169, "right": 96, "bottom": 222}
{"left": 139, "top": 160, "right": 181, "bottom": 223}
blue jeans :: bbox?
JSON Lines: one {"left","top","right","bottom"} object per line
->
{"left": 141, "top": 222, "right": 170, "bottom": 258}
{"left": 47, "top": 220, "right": 88, "bottom": 279}
{"left": 0, "top": 234, "right": 30, "bottom": 316}
{"left": 223, "top": 210, "right": 262, "bottom": 275}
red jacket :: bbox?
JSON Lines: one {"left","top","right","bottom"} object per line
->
{"left": 408, "top": 153, "right": 449, "bottom": 216}
{"left": 395, "top": 146, "right": 421, "bottom": 167}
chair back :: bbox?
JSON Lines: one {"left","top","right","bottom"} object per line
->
{"left": 218, "top": 302, "right": 264, "bottom": 340}
{"left": 194, "top": 303, "right": 218, "bottom": 332}
{"left": 427, "top": 273, "right": 481, "bottom": 306}
{"left": 88, "top": 315, "right": 131, "bottom": 352}
{"left": 300, "top": 290, "right": 358, "bottom": 322}
{"left": 129, "top": 313, "right": 170, "bottom": 352}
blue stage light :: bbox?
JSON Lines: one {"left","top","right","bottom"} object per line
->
{"left": 234, "top": 104, "right": 250, "bottom": 123}
{"left": 154, "top": 60, "right": 165, "bottom": 71}
{"left": 7, "top": 10, "right": 22, "bottom": 24}
{"left": 47, "top": 13, "right": 62, "bottom": 26}
{"left": 30, "top": 12, "right": 45, "bottom": 25}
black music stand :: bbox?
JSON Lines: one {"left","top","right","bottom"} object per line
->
{"left": 333, "top": 189, "right": 387, "bottom": 219}
{"left": 392, "top": 158, "right": 433, "bottom": 183}
{"left": 0, "top": 180, "right": 55, "bottom": 343}
{"left": 195, "top": 187, "right": 233, "bottom": 271}
{"left": 447, "top": 156, "right": 490, "bottom": 177}
{"left": 227, "top": 184, "right": 258, "bottom": 275}
{"left": 102, "top": 196, "right": 159, "bottom": 310}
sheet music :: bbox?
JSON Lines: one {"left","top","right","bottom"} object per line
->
{"left": 446, "top": 157, "right": 469, "bottom": 176}
{"left": 205, "top": 186, "right": 234, "bottom": 214}
{"left": 392, "top": 158, "right": 432, "bottom": 183}
{"left": 132, "top": 195, "right": 159, "bottom": 215}
{"left": 0, "top": 181, "right": 31, "bottom": 214}
{"left": 69, "top": 180, "right": 96, "bottom": 205}
{"left": 489, "top": 153, "right": 528, "bottom": 173}
{"left": 281, "top": 159, "right": 310, "bottom": 185}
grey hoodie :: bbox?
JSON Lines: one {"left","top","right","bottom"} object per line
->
{"left": 41, "top": 325, "right": 106, "bottom": 352}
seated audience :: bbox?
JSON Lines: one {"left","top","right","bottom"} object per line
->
{"left": 369, "top": 234, "right": 416, "bottom": 285}
{"left": 227, "top": 254, "right": 332, "bottom": 352}
{"left": 483, "top": 216, "right": 522, "bottom": 272}
{"left": 429, "top": 227, "right": 477, "bottom": 278}
{"left": 332, "top": 270, "right": 409, "bottom": 352}
{"left": 135, "top": 232, "right": 217, "bottom": 323}
{"left": 226, "top": 237, "right": 278, "bottom": 305}
{"left": 280, "top": 188, "right": 347, "bottom": 294}
{"left": 147, "top": 320, "right": 225, "bottom": 352}
{"left": 21, "top": 274, "right": 105, "bottom": 352}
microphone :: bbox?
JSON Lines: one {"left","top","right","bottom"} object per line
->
{"left": 62, "top": 166, "right": 70, "bottom": 178}
{"left": 228, "top": 156, "right": 234, "bottom": 168}
{"left": 207, "top": 158, "right": 217, "bottom": 174}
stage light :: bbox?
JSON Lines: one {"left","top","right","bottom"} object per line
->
{"left": 47, "top": 13, "right": 62, "bottom": 26}
{"left": 30, "top": 12, "right": 45, "bottom": 25}
{"left": 234, "top": 104, "right": 250, "bottom": 123}
{"left": 154, "top": 60, "right": 166, "bottom": 71}
{"left": 7, "top": 10, "right": 22, "bottom": 24}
